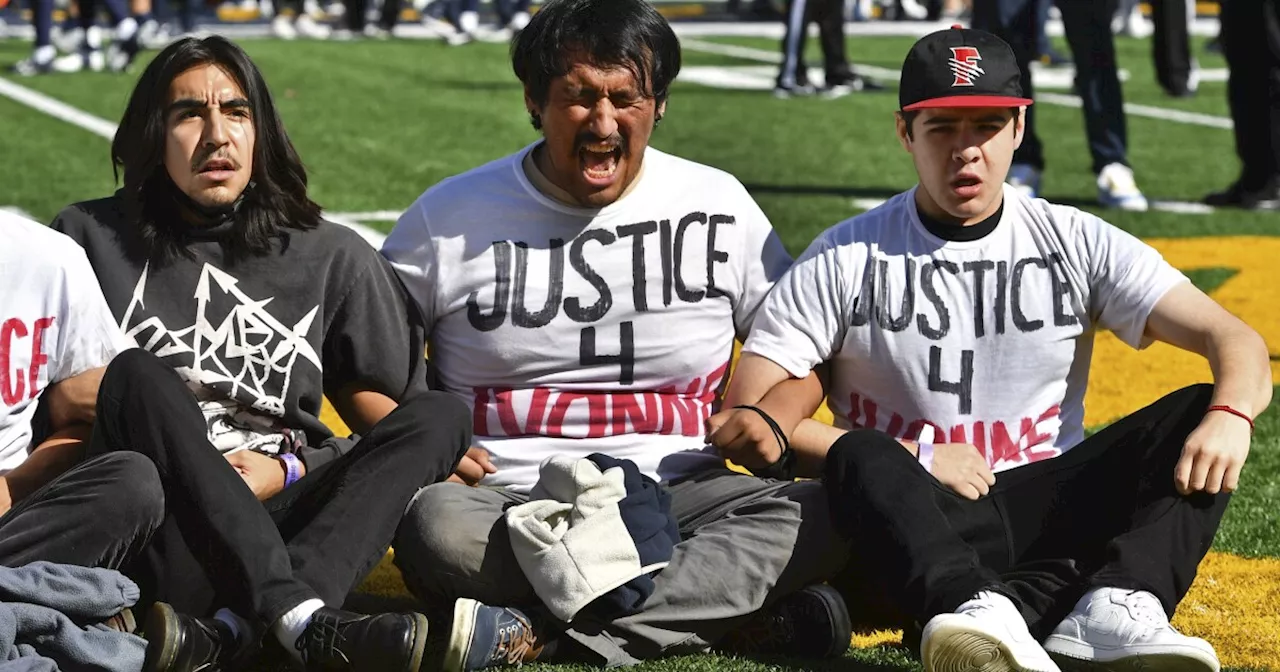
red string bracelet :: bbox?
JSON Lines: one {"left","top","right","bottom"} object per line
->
{"left": 1207, "top": 405, "right": 1255, "bottom": 435}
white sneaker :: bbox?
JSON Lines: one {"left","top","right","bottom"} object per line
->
{"left": 52, "top": 25, "right": 85, "bottom": 54}
{"left": 271, "top": 15, "right": 298, "bottom": 39}
{"left": 507, "top": 10, "right": 530, "bottom": 32}
{"left": 1044, "top": 588, "right": 1220, "bottom": 672}
{"left": 445, "top": 28, "right": 474, "bottom": 46}
{"left": 294, "top": 13, "right": 332, "bottom": 39}
{"left": 1007, "top": 163, "right": 1042, "bottom": 199}
{"left": 420, "top": 15, "right": 457, "bottom": 40}
{"left": 474, "top": 25, "right": 513, "bottom": 43}
{"left": 1097, "top": 163, "right": 1149, "bottom": 211}
{"left": 456, "top": 9, "right": 478, "bottom": 34}
{"left": 51, "top": 49, "right": 104, "bottom": 73}
{"left": 921, "top": 591, "right": 1061, "bottom": 672}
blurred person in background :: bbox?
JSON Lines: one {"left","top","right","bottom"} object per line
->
{"left": 1147, "top": 0, "right": 1198, "bottom": 98}
{"left": 38, "top": 0, "right": 141, "bottom": 73}
{"left": 336, "top": 0, "right": 402, "bottom": 38}
{"left": 775, "top": 0, "right": 882, "bottom": 97}
{"left": 1034, "top": 0, "right": 1069, "bottom": 66}
{"left": 1205, "top": 0, "right": 1280, "bottom": 209}
{"left": 8, "top": 0, "right": 58, "bottom": 74}
{"left": 974, "top": 0, "right": 1151, "bottom": 211}
{"left": 270, "top": 0, "right": 331, "bottom": 39}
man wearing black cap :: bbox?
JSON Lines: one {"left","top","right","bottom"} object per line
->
{"left": 707, "top": 25, "right": 1271, "bottom": 672}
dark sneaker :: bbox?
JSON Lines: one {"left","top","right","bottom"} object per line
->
{"left": 143, "top": 602, "right": 251, "bottom": 672}
{"left": 445, "top": 598, "right": 547, "bottom": 671}
{"left": 295, "top": 606, "right": 430, "bottom": 672}
{"left": 1205, "top": 179, "right": 1280, "bottom": 210}
{"left": 718, "top": 584, "right": 852, "bottom": 659}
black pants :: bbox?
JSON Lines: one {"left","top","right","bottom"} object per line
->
{"left": 0, "top": 451, "right": 164, "bottom": 571}
{"left": 826, "top": 384, "right": 1229, "bottom": 641}
{"left": 89, "top": 349, "right": 470, "bottom": 628}
{"left": 974, "top": 0, "right": 1128, "bottom": 174}
{"left": 776, "top": 0, "right": 850, "bottom": 88}
{"left": 1222, "top": 0, "right": 1280, "bottom": 189}
{"left": 1151, "top": 0, "right": 1194, "bottom": 97}
{"left": 345, "top": 0, "right": 403, "bottom": 31}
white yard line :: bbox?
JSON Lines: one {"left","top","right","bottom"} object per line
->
{"left": 0, "top": 75, "right": 391, "bottom": 245}
{"left": 1035, "top": 92, "right": 1233, "bottom": 129}
{"left": 678, "top": 38, "right": 1233, "bottom": 131}
{"left": 0, "top": 76, "right": 118, "bottom": 139}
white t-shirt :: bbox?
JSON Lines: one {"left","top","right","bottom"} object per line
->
{"left": 0, "top": 211, "right": 132, "bottom": 472}
{"left": 744, "top": 185, "right": 1186, "bottom": 472}
{"left": 383, "top": 143, "right": 792, "bottom": 489}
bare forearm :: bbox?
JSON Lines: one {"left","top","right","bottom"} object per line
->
{"left": 2, "top": 427, "right": 91, "bottom": 505}
{"left": 332, "top": 388, "right": 398, "bottom": 435}
{"left": 789, "top": 419, "right": 847, "bottom": 478}
{"left": 1206, "top": 327, "right": 1273, "bottom": 418}
{"left": 46, "top": 367, "right": 106, "bottom": 429}
{"left": 751, "top": 371, "right": 826, "bottom": 439}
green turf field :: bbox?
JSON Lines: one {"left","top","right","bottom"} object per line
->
{"left": 1, "top": 29, "right": 1276, "bottom": 671}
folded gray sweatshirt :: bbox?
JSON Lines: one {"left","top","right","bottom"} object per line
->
{"left": 0, "top": 563, "right": 145, "bottom": 672}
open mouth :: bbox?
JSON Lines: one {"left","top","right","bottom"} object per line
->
{"left": 579, "top": 142, "right": 622, "bottom": 183}
{"left": 951, "top": 174, "right": 982, "bottom": 196}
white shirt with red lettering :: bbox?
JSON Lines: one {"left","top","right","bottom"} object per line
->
{"left": 0, "top": 211, "right": 132, "bottom": 472}
{"left": 743, "top": 185, "right": 1186, "bottom": 473}
{"left": 383, "top": 143, "right": 792, "bottom": 490}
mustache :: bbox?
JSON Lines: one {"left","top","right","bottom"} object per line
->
{"left": 575, "top": 133, "right": 627, "bottom": 155}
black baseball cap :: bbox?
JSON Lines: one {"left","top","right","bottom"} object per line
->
{"left": 899, "top": 25, "right": 1034, "bottom": 111}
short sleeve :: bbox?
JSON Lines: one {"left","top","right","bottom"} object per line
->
{"left": 53, "top": 243, "right": 132, "bottom": 383}
{"left": 381, "top": 200, "right": 440, "bottom": 333}
{"left": 1080, "top": 214, "right": 1187, "bottom": 349}
{"left": 728, "top": 183, "right": 794, "bottom": 340}
{"left": 741, "top": 230, "right": 851, "bottom": 379}
{"left": 321, "top": 252, "right": 431, "bottom": 403}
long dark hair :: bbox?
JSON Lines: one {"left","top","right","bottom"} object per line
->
{"left": 511, "top": 0, "right": 681, "bottom": 122}
{"left": 111, "top": 35, "right": 321, "bottom": 262}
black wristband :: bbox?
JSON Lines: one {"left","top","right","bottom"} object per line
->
{"left": 733, "top": 405, "right": 796, "bottom": 480}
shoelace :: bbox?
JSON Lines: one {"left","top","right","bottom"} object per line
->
{"left": 1122, "top": 591, "right": 1171, "bottom": 630}
{"left": 491, "top": 612, "right": 541, "bottom": 666}
{"left": 296, "top": 617, "right": 351, "bottom": 666}
{"left": 191, "top": 619, "right": 230, "bottom": 672}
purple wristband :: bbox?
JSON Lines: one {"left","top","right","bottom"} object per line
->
{"left": 279, "top": 453, "right": 302, "bottom": 488}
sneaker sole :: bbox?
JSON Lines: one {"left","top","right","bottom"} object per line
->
{"left": 142, "top": 602, "right": 182, "bottom": 672}
{"left": 443, "top": 598, "right": 481, "bottom": 672}
{"left": 922, "top": 617, "right": 1059, "bottom": 672}
{"left": 809, "top": 584, "right": 854, "bottom": 658}
{"left": 1045, "top": 636, "right": 1219, "bottom": 672}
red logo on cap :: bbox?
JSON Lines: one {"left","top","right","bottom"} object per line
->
{"left": 949, "top": 46, "right": 984, "bottom": 87}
